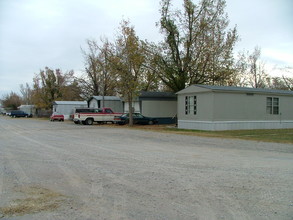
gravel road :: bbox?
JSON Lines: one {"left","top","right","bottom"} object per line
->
{"left": 0, "top": 116, "right": 292, "bottom": 220}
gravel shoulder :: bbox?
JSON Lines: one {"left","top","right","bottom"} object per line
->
{"left": 0, "top": 117, "right": 292, "bottom": 220}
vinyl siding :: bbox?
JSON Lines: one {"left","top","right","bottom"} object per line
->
{"left": 141, "top": 100, "right": 177, "bottom": 117}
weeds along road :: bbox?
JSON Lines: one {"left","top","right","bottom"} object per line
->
{"left": 0, "top": 116, "right": 292, "bottom": 220}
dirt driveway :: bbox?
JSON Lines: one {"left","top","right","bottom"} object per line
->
{"left": 0, "top": 117, "right": 292, "bottom": 220}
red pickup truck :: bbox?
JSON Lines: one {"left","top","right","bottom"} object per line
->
{"left": 73, "top": 107, "right": 122, "bottom": 125}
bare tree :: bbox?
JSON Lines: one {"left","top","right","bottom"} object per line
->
{"left": 282, "top": 76, "right": 293, "bottom": 90}
{"left": 19, "top": 83, "right": 33, "bottom": 105}
{"left": 280, "top": 66, "right": 293, "bottom": 90}
{"left": 79, "top": 39, "right": 117, "bottom": 100}
{"left": 266, "top": 77, "right": 289, "bottom": 90}
{"left": 247, "top": 47, "right": 269, "bottom": 88}
{"left": 233, "top": 47, "right": 270, "bottom": 88}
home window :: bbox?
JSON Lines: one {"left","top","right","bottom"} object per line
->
{"left": 185, "top": 96, "right": 197, "bottom": 115}
{"left": 266, "top": 97, "right": 279, "bottom": 115}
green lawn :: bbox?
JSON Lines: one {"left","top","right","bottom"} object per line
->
{"left": 165, "top": 128, "right": 293, "bottom": 144}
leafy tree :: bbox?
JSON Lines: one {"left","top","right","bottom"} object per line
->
{"left": 32, "top": 67, "right": 81, "bottom": 109}
{"left": 60, "top": 71, "right": 83, "bottom": 100}
{"left": 109, "top": 20, "right": 147, "bottom": 126}
{"left": 1, "top": 92, "right": 22, "bottom": 110}
{"left": 152, "top": 0, "right": 238, "bottom": 92}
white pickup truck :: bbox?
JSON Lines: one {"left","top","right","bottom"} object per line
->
{"left": 73, "top": 107, "right": 122, "bottom": 125}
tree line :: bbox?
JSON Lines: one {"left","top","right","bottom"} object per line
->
{"left": 1, "top": 0, "right": 292, "bottom": 113}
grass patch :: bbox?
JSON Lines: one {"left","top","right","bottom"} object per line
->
{"left": 0, "top": 186, "right": 65, "bottom": 217}
{"left": 128, "top": 125, "right": 293, "bottom": 144}
{"left": 167, "top": 128, "right": 293, "bottom": 144}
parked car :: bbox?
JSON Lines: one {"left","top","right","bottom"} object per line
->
{"left": 10, "top": 110, "right": 31, "bottom": 118}
{"left": 115, "top": 113, "right": 158, "bottom": 125}
{"left": 50, "top": 113, "right": 64, "bottom": 122}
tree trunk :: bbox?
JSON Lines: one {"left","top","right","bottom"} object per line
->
{"left": 128, "top": 93, "right": 133, "bottom": 126}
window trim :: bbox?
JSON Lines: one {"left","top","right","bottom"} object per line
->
{"left": 185, "top": 95, "right": 197, "bottom": 115}
{"left": 266, "top": 97, "right": 279, "bottom": 115}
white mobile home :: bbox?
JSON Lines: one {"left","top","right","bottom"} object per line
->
{"left": 177, "top": 85, "right": 293, "bottom": 130}
{"left": 88, "top": 96, "right": 123, "bottom": 113}
{"left": 52, "top": 101, "right": 88, "bottom": 119}
{"left": 19, "top": 105, "right": 35, "bottom": 116}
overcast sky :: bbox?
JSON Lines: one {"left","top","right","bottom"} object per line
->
{"left": 0, "top": 0, "right": 292, "bottom": 98}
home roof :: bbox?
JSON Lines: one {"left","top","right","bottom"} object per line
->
{"left": 120, "top": 91, "right": 176, "bottom": 101}
{"left": 53, "top": 101, "right": 87, "bottom": 105}
{"left": 139, "top": 91, "right": 176, "bottom": 98}
{"left": 139, "top": 91, "right": 177, "bottom": 101}
{"left": 19, "top": 105, "right": 35, "bottom": 107}
{"left": 178, "top": 84, "right": 293, "bottom": 96}
{"left": 90, "top": 96, "right": 121, "bottom": 101}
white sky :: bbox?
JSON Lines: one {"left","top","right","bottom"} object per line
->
{"left": 0, "top": 0, "right": 292, "bottom": 97}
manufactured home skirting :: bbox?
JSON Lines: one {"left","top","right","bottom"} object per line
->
{"left": 178, "top": 120, "right": 293, "bottom": 131}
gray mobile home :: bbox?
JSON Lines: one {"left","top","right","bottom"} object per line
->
{"left": 177, "top": 85, "right": 293, "bottom": 130}
{"left": 123, "top": 91, "right": 177, "bottom": 124}
{"left": 52, "top": 101, "right": 88, "bottom": 119}
{"left": 88, "top": 96, "right": 123, "bottom": 113}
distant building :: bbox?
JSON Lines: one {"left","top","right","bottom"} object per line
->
{"left": 19, "top": 105, "right": 35, "bottom": 116}
{"left": 88, "top": 96, "right": 123, "bottom": 113}
{"left": 123, "top": 91, "right": 177, "bottom": 124}
{"left": 176, "top": 84, "right": 293, "bottom": 130}
{"left": 52, "top": 101, "right": 88, "bottom": 119}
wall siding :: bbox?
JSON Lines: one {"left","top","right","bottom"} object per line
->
{"left": 104, "top": 100, "right": 123, "bottom": 113}
{"left": 141, "top": 100, "right": 177, "bottom": 117}
{"left": 178, "top": 93, "right": 214, "bottom": 121}
{"left": 124, "top": 102, "right": 141, "bottom": 113}
{"left": 54, "top": 104, "right": 87, "bottom": 119}
{"left": 212, "top": 92, "right": 293, "bottom": 121}
{"left": 178, "top": 120, "right": 293, "bottom": 131}
{"left": 89, "top": 99, "right": 98, "bottom": 108}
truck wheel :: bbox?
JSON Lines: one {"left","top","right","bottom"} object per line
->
{"left": 86, "top": 118, "right": 93, "bottom": 125}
